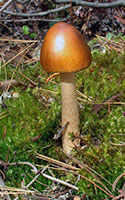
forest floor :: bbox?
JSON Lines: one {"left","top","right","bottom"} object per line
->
{"left": 0, "top": 1, "right": 125, "bottom": 200}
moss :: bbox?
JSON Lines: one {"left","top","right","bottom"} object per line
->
{"left": 0, "top": 48, "right": 124, "bottom": 199}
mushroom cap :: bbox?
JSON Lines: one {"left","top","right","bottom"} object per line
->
{"left": 40, "top": 22, "right": 92, "bottom": 73}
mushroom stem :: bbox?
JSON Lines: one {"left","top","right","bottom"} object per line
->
{"left": 60, "top": 72, "right": 80, "bottom": 155}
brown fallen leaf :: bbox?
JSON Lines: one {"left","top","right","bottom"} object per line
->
{"left": 31, "top": 133, "right": 42, "bottom": 142}
{"left": 0, "top": 80, "right": 22, "bottom": 90}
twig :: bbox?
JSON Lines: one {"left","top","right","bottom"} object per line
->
{"left": 36, "top": 153, "right": 79, "bottom": 171}
{"left": 36, "top": 153, "right": 113, "bottom": 194}
{"left": 3, "top": 5, "right": 70, "bottom": 17}
{"left": 0, "top": 174, "right": 11, "bottom": 200}
{"left": 0, "top": 186, "right": 33, "bottom": 195}
{"left": 25, "top": 173, "right": 40, "bottom": 189}
{"left": 10, "top": 162, "right": 37, "bottom": 174}
{"left": 3, "top": 0, "right": 124, "bottom": 19}
{"left": 26, "top": 171, "right": 48, "bottom": 187}
{"left": 9, "top": 161, "right": 78, "bottom": 191}
{"left": 55, "top": 0, "right": 125, "bottom": 7}
{"left": 23, "top": 196, "right": 49, "bottom": 200}
{"left": 91, "top": 101, "right": 124, "bottom": 105}
{"left": 17, "top": 0, "right": 30, "bottom": 4}
{"left": 110, "top": 141, "right": 125, "bottom": 146}
{"left": 24, "top": 166, "right": 48, "bottom": 189}
{"left": 0, "top": 38, "right": 37, "bottom": 43}
{"left": 0, "top": 17, "right": 70, "bottom": 23}
{"left": 0, "top": 0, "right": 13, "bottom": 13}
{"left": 41, "top": 172, "right": 79, "bottom": 190}
{"left": 36, "top": 152, "right": 114, "bottom": 196}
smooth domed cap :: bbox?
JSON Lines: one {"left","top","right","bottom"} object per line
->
{"left": 40, "top": 22, "right": 92, "bottom": 73}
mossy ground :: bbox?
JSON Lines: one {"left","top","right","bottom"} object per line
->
{"left": 0, "top": 40, "right": 124, "bottom": 199}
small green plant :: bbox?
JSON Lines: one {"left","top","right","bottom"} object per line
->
{"left": 106, "top": 31, "right": 125, "bottom": 41}
{"left": 22, "top": 25, "right": 38, "bottom": 38}
{"left": 29, "top": 33, "right": 38, "bottom": 39}
{"left": 22, "top": 25, "right": 30, "bottom": 35}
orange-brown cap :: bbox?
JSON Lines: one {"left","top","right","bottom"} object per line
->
{"left": 40, "top": 22, "right": 92, "bottom": 73}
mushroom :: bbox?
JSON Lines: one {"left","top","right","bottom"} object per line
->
{"left": 40, "top": 22, "right": 92, "bottom": 155}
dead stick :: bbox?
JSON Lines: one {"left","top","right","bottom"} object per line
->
{"left": 0, "top": 0, "right": 13, "bottom": 13}
{"left": 41, "top": 172, "right": 79, "bottom": 190}
{"left": 36, "top": 153, "right": 79, "bottom": 171}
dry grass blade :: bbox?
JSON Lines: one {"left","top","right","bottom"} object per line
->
{"left": 0, "top": 38, "right": 38, "bottom": 43}
{"left": 0, "top": 41, "right": 37, "bottom": 70}
{"left": 36, "top": 153, "right": 114, "bottom": 197}
{"left": 79, "top": 174, "right": 114, "bottom": 198}
{"left": 113, "top": 172, "right": 125, "bottom": 191}
{"left": 0, "top": 113, "right": 9, "bottom": 120}
{"left": 67, "top": 155, "right": 113, "bottom": 196}
{"left": 8, "top": 161, "right": 78, "bottom": 190}
{"left": 114, "top": 15, "right": 125, "bottom": 24}
{"left": 78, "top": 98, "right": 125, "bottom": 105}
{"left": 96, "top": 34, "right": 125, "bottom": 52}
{"left": 0, "top": 112, "right": 6, "bottom": 116}
{"left": 18, "top": 71, "right": 37, "bottom": 86}
{"left": 110, "top": 141, "right": 125, "bottom": 146}
{"left": 36, "top": 153, "right": 79, "bottom": 171}
{"left": 0, "top": 186, "right": 34, "bottom": 195}
{"left": 77, "top": 90, "right": 92, "bottom": 101}
{"left": 4, "top": 42, "right": 36, "bottom": 92}
{"left": 41, "top": 172, "right": 79, "bottom": 190}
{"left": 96, "top": 34, "right": 125, "bottom": 47}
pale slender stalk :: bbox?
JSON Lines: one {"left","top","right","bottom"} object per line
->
{"left": 60, "top": 72, "right": 80, "bottom": 154}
